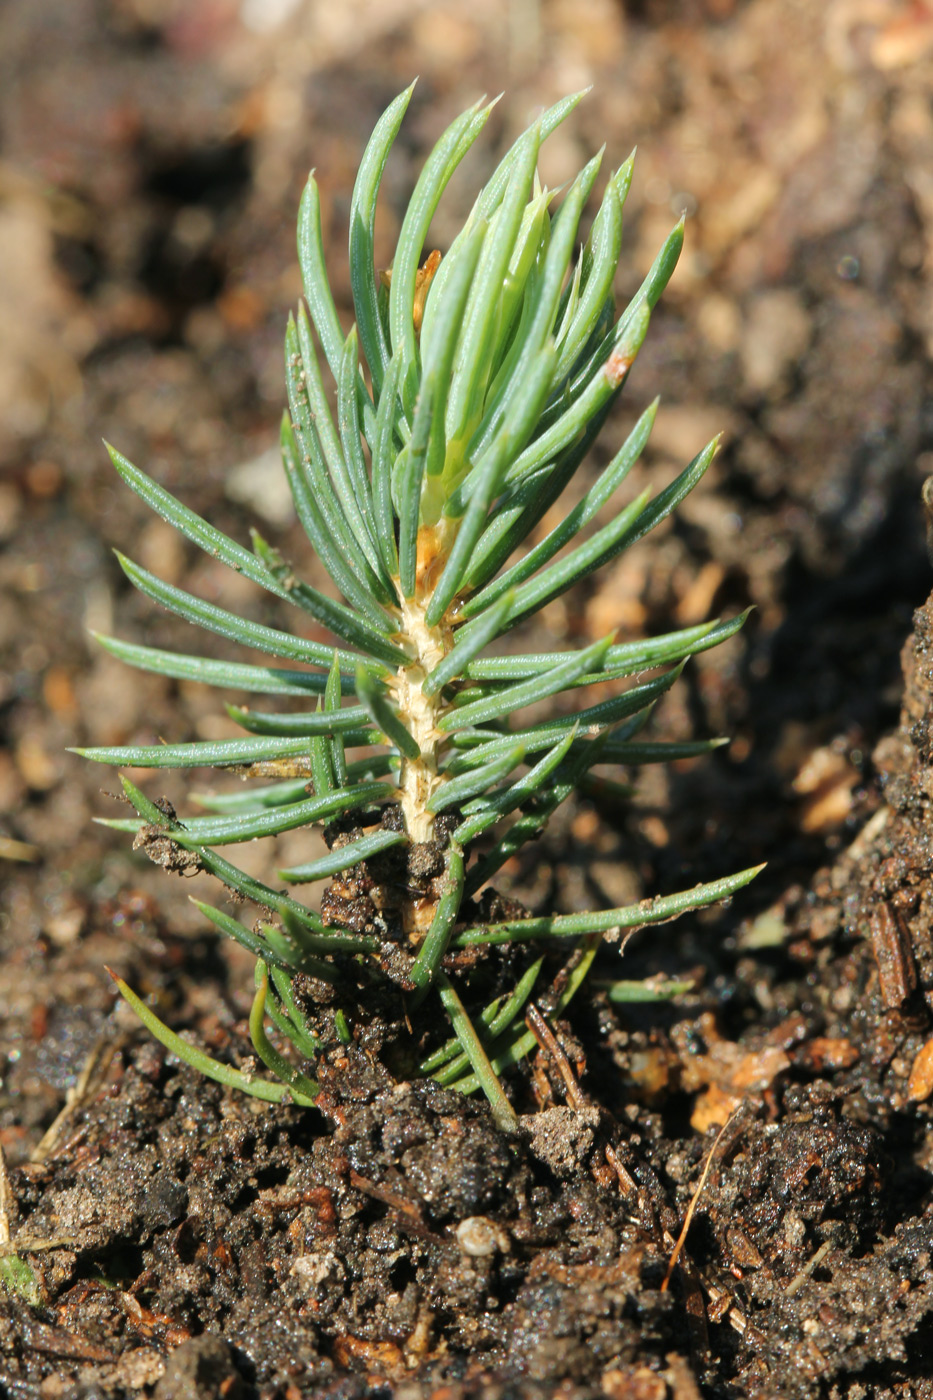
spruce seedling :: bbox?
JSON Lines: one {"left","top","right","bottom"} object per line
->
{"left": 77, "top": 87, "right": 760, "bottom": 1133}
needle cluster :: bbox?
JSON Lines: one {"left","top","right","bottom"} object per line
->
{"left": 76, "top": 87, "right": 759, "bottom": 1131}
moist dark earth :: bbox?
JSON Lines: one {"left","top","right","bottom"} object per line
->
{"left": 3, "top": 0, "right": 933, "bottom": 1396}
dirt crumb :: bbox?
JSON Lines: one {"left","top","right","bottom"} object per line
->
{"left": 525, "top": 1104, "right": 601, "bottom": 1176}
{"left": 153, "top": 1335, "right": 244, "bottom": 1400}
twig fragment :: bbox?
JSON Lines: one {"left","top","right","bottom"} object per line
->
{"left": 31, "top": 1034, "right": 126, "bottom": 1164}
{"left": 661, "top": 1111, "right": 738, "bottom": 1293}
{"left": 785, "top": 1240, "right": 833, "bottom": 1297}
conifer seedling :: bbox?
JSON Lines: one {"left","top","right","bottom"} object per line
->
{"left": 76, "top": 87, "right": 761, "bottom": 1133}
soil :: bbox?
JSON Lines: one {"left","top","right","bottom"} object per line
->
{"left": 3, "top": 0, "right": 933, "bottom": 1395}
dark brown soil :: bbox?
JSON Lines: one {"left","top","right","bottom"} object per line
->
{"left": 3, "top": 1, "right": 933, "bottom": 1395}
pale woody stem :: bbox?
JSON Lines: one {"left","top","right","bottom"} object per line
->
{"left": 394, "top": 594, "right": 451, "bottom": 844}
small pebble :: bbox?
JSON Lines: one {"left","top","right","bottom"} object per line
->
{"left": 456, "top": 1216, "right": 507, "bottom": 1258}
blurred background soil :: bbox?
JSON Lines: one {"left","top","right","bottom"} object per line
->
{"left": 2, "top": 0, "right": 933, "bottom": 1396}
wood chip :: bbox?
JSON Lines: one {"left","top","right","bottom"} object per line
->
{"left": 907, "top": 1038, "right": 933, "bottom": 1102}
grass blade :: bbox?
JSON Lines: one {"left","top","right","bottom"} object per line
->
{"left": 422, "top": 591, "right": 514, "bottom": 698}
{"left": 453, "top": 729, "right": 576, "bottom": 843}
{"left": 396, "top": 371, "right": 436, "bottom": 598}
{"left": 502, "top": 300, "right": 652, "bottom": 491}
{"left": 337, "top": 326, "right": 377, "bottom": 524}
{"left": 428, "top": 743, "right": 525, "bottom": 813}
{"left": 91, "top": 633, "right": 332, "bottom": 697}
{"left": 390, "top": 99, "right": 494, "bottom": 412}
{"left": 425, "top": 342, "right": 557, "bottom": 627}
{"left": 249, "top": 531, "right": 407, "bottom": 667}
{"left": 225, "top": 702, "right": 370, "bottom": 736}
{"left": 462, "top": 733, "right": 611, "bottom": 896}
{"left": 460, "top": 399, "right": 657, "bottom": 619}
{"left": 114, "top": 552, "right": 378, "bottom": 676}
{"left": 350, "top": 83, "right": 416, "bottom": 391}
{"left": 280, "top": 829, "right": 406, "bottom": 883}
{"left": 455, "top": 864, "right": 765, "bottom": 946}
{"left": 435, "top": 972, "right": 519, "bottom": 1133}
{"left": 552, "top": 158, "right": 632, "bottom": 382}
{"left": 409, "top": 846, "right": 465, "bottom": 990}
{"left": 446, "top": 935, "right": 601, "bottom": 1094}
{"left": 439, "top": 633, "right": 613, "bottom": 732}
{"left": 426, "top": 957, "right": 544, "bottom": 1081}
{"left": 355, "top": 665, "right": 421, "bottom": 760}
{"left": 109, "top": 971, "right": 294, "bottom": 1104}
{"left": 280, "top": 411, "right": 395, "bottom": 631}
{"left": 371, "top": 346, "right": 404, "bottom": 578}
{"left": 116, "top": 780, "right": 393, "bottom": 846}
{"left": 443, "top": 120, "right": 541, "bottom": 455}
{"left": 193, "top": 899, "right": 301, "bottom": 972}
{"left": 249, "top": 966, "right": 319, "bottom": 1105}
{"left": 324, "top": 653, "right": 348, "bottom": 788}
{"left": 295, "top": 307, "right": 392, "bottom": 594}
{"left": 464, "top": 612, "right": 751, "bottom": 682}
{"left": 191, "top": 779, "right": 312, "bottom": 813}
{"left": 422, "top": 219, "right": 487, "bottom": 484}
{"left": 74, "top": 734, "right": 341, "bottom": 770}
{"left": 467, "top": 149, "right": 603, "bottom": 461}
